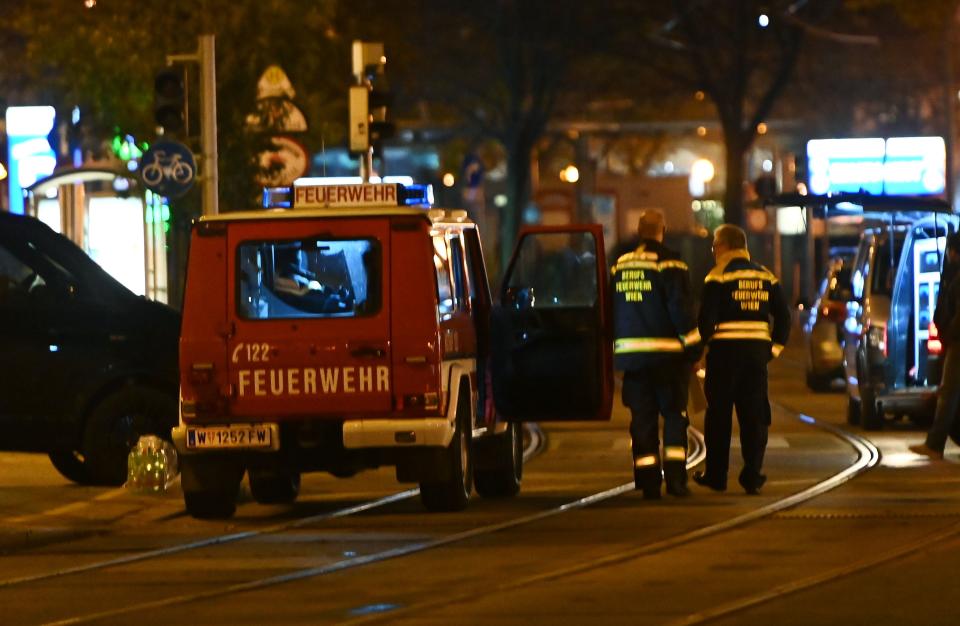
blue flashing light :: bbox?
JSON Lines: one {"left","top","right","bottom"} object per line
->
{"left": 401, "top": 184, "right": 434, "bottom": 206}
{"left": 263, "top": 186, "right": 292, "bottom": 209}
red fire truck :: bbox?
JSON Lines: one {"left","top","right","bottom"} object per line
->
{"left": 172, "top": 181, "right": 612, "bottom": 518}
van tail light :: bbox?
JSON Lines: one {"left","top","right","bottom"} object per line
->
{"left": 825, "top": 305, "right": 845, "bottom": 324}
{"left": 928, "top": 322, "right": 943, "bottom": 356}
{"left": 399, "top": 392, "right": 440, "bottom": 413}
{"left": 189, "top": 362, "right": 215, "bottom": 385}
{"left": 866, "top": 324, "right": 887, "bottom": 357}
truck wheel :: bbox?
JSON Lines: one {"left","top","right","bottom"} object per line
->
{"left": 474, "top": 422, "right": 523, "bottom": 498}
{"left": 184, "top": 490, "right": 238, "bottom": 520}
{"left": 48, "top": 450, "right": 92, "bottom": 485}
{"left": 847, "top": 395, "right": 860, "bottom": 426}
{"left": 82, "top": 387, "right": 177, "bottom": 486}
{"left": 249, "top": 469, "right": 301, "bottom": 505}
{"left": 181, "top": 455, "right": 243, "bottom": 519}
{"left": 420, "top": 387, "right": 473, "bottom": 512}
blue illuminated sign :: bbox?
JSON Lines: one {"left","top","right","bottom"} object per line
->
{"left": 807, "top": 137, "right": 946, "bottom": 197}
{"left": 6, "top": 106, "right": 58, "bottom": 214}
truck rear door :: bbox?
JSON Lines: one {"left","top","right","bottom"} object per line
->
{"left": 489, "top": 225, "right": 612, "bottom": 421}
{"left": 226, "top": 218, "right": 392, "bottom": 418}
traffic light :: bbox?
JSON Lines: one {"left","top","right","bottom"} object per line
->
{"left": 154, "top": 68, "right": 185, "bottom": 135}
{"left": 349, "top": 41, "right": 394, "bottom": 158}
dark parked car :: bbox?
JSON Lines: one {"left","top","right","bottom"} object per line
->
{"left": 0, "top": 212, "right": 179, "bottom": 485}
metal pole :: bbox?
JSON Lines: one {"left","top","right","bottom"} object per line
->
{"left": 199, "top": 34, "right": 219, "bottom": 216}
{"left": 805, "top": 205, "right": 816, "bottom": 305}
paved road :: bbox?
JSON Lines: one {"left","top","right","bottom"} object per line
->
{"left": 0, "top": 341, "right": 958, "bottom": 625}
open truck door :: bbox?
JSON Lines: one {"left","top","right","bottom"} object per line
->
{"left": 490, "top": 225, "right": 613, "bottom": 422}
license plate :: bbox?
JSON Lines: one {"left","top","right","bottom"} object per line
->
{"left": 186, "top": 424, "right": 275, "bottom": 450}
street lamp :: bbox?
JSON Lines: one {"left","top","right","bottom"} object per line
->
{"left": 560, "top": 164, "right": 579, "bottom": 183}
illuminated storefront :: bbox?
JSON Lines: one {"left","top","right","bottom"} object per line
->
{"left": 25, "top": 168, "right": 169, "bottom": 303}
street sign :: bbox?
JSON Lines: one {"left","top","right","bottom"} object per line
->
{"left": 141, "top": 140, "right": 196, "bottom": 198}
{"left": 256, "top": 136, "right": 309, "bottom": 187}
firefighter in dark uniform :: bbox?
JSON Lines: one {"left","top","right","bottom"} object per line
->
{"left": 693, "top": 224, "right": 791, "bottom": 495}
{"left": 612, "top": 210, "right": 701, "bottom": 499}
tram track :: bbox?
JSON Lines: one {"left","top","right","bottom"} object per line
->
{"left": 25, "top": 426, "right": 705, "bottom": 626}
{"left": 0, "top": 423, "right": 546, "bottom": 591}
{"left": 12, "top": 401, "right": 886, "bottom": 626}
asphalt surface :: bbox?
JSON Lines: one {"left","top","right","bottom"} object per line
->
{"left": 1, "top": 338, "right": 959, "bottom": 625}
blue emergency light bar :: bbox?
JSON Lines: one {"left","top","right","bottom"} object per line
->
{"left": 262, "top": 182, "right": 434, "bottom": 210}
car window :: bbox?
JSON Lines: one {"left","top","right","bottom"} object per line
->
{"left": 0, "top": 244, "right": 41, "bottom": 306}
{"left": 448, "top": 233, "right": 468, "bottom": 311}
{"left": 871, "top": 238, "right": 904, "bottom": 297}
{"left": 434, "top": 235, "right": 454, "bottom": 319}
{"left": 236, "top": 238, "right": 381, "bottom": 319}
{"left": 827, "top": 267, "right": 852, "bottom": 302}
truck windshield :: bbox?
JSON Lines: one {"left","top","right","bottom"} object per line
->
{"left": 236, "top": 238, "right": 381, "bottom": 319}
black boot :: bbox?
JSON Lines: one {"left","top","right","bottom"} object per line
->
{"left": 634, "top": 466, "right": 662, "bottom": 500}
{"left": 664, "top": 462, "right": 690, "bottom": 497}
{"left": 692, "top": 471, "right": 726, "bottom": 492}
{"left": 738, "top": 470, "right": 767, "bottom": 495}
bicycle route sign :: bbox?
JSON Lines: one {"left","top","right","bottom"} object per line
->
{"left": 140, "top": 140, "right": 197, "bottom": 198}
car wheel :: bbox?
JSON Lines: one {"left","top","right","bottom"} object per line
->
{"left": 82, "top": 387, "right": 177, "bottom": 486}
{"left": 48, "top": 450, "right": 92, "bottom": 485}
{"left": 249, "top": 469, "right": 301, "bottom": 505}
{"left": 847, "top": 395, "right": 860, "bottom": 426}
{"left": 181, "top": 455, "right": 243, "bottom": 519}
{"left": 420, "top": 385, "right": 473, "bottom": 512}
{"left": 859, "top": 385, "right": 883, "bottom": 431}
{"left": 474, "top": 422, "right": 523, "bottom": 499}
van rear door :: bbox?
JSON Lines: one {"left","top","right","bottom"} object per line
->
{"left": 489, "top": 225, "right": 613, "bottom": 421}
{"left": 226, "top": 218, "right": 392, "bottom": 418}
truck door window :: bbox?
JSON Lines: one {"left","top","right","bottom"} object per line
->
{"left": 506, "top": 231, "right": 598, "bottom": 308}
{"left": 236, "top": 238, "right": 380, "bottom": 319}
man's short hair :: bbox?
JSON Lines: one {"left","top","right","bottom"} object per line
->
{"left": 637, "top": 209, "right": 666, "bottom": 239}
{"left": 947, "top": 232, "right": 960, "bottom": 255}
{"left": 713, "top": 224, "right": 747, "bottom": 250}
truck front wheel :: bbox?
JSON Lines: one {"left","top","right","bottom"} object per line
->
{"left": 474, "top": 422, "right": 523, "bottom": 498}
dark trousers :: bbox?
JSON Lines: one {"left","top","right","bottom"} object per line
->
{"left": 702, "top": 346, "right": 770, "bottom": 488}
{"left": 927, "top": 345, "right": 960, "bottom": 452}
{"left": 622, "top": 363, "right": 690, "bottom": 489}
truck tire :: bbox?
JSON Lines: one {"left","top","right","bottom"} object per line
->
{"left": 420, "top": 385, "right": 473, "bottom": 512}
{"left": 474, "top": 422, "right": 523, "bottom": 498}
{"left": 181, "top": 455, "right": 243, "bottom": 519}
{"left": 249, "top": 469, "right": 301, "bottom": 505}
{"left": 48, "top": 450, "right": 92, "bottom": 485}
{"left": 82, "top": 387, "right": 177, "bottom": 486}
